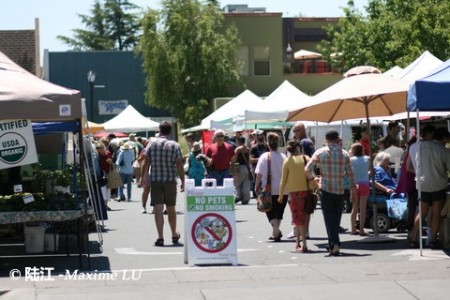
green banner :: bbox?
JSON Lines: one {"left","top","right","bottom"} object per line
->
{"left": 187, "top": 195, "right": 235, "bottom": 212}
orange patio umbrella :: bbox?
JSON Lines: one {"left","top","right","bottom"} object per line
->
{"left": 83, "top": 121, "right": 104, "bottom": 134}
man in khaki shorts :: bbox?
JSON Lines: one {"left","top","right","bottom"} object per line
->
{"left": 141, "top": 121, "right": 185, "bottom": 247}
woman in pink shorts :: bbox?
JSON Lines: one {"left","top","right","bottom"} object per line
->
{"left": 349, "top": 143, "right": 370, "bottom": 236}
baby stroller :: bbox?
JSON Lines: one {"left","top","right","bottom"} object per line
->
{"left": 362, "top": 192, "right": 408, "bottom": 233}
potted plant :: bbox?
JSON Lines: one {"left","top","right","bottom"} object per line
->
{"left": 31, "top": 164, "right": 54, "bottom": 193}
{"left": 54, "top": 169, "right": 71, "bottom": 193}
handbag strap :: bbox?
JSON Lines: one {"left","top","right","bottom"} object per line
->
{"left": 267, "top": 152, "right": 271, "bottom": 185}
{"left": 239, "top": 150, "right": 251, "bottom": 171}
{"left": 302, "top": 155, "right": 310, "bottom": 191}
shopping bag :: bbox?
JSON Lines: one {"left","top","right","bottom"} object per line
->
{"left": 386, "top": 193, "right": 408, "bottom": 220}
{"left": 256, "top": 185, "right": 272, "bottom": 213}
{"left": 107, "top": 165, "right": 123, "bottom": 189}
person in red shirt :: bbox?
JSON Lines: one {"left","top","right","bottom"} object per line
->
{"left": 359, "top": 127, "right": 370, "bottom": 156}
{"left": 205, "top": 129, "right": 235, "bottom": 186}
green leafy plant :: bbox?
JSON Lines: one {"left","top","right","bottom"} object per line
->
{"left": 31, "top": 164, "right": 54, "bottom": 193}
{"left": 54, "top": 169, "right": 71, "bottom": 187}
{"left": 0, "top": 192, "right": 80, "bottom": 212}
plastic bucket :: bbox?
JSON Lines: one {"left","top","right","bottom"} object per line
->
{"left": 24, "top": 226, "right": 45, "bottom": 253}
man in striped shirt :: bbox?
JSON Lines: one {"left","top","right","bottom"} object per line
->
{"left": 305, "top": 130, "right": 357, "bottom": 256}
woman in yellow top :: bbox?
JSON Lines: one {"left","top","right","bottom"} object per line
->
{"left": 278, "top": 140, "right": 317, "bottom": 253}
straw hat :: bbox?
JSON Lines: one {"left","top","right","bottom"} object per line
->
{"left": 121, "top": 142, "right": 131, "bottom": 150}
{"left": 192, "top": 142, "right": 201, "bottom": 152}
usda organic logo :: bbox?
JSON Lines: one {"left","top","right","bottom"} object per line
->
{"left": 0, "top": 132, "right": 28, "bottom": 164}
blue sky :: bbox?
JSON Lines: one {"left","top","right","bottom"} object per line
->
{"left": 1, "top": 0, "right": 368, "bottom": 53}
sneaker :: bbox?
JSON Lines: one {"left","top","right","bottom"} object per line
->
{"left": 141, "top": 208, "right": 147, "bottom": 214}
{"left": 287, "top": 228, "right": 297, "bottom": 239}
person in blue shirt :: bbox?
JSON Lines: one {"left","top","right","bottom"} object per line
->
{"left": 349, "top": 143, "right": 370, "bottom": 236}
{"left": 187, "top": 142, "right": 206, "bottom": 186}
{"left": 116, "top": 142, "right": 135, "bottom": 201}
{"left": 373, "top": 152, "right": 397, "bottom": 194}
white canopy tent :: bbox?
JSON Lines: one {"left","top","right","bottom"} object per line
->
{"left": 102, "top": 105, "right": 160, "bottom": 132}
{"left": 394, "top": 50, "right": 443, "bottom": 82}
{"left": 182, "top": 90, "right": 262, "bottom": 132}
{"left": 383, "top": 66, "right": 403, "bottom": 77}
{"left": 390, "top": 51, "right": 445, "bottom": 138}
{"left": 243, "top": 80, "right": 312, "bottom": 122}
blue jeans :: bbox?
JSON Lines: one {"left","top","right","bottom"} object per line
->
{"left": 320, "top": 189, "right": 344, "bottom": 248}
{"left": 119, "top": 173, "right": 133, "bottom": 200}
{"left": 209, "top": 170, "right": 230, "bottom": 186}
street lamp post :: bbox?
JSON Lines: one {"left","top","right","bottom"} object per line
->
{"left": 87, "top": 70, "right": 96, "bottom": 121}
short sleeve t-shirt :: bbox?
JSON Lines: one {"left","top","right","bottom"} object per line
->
{"left": 205, "top": 143, "right": 235, "bottom": 171}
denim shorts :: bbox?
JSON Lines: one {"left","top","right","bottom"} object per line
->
{"left": 421, "top": 189, "right": 446, "bottom": 205}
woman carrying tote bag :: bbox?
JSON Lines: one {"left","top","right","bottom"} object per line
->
{"left": 255, "top": 132, "right": 288, "bottom": 242}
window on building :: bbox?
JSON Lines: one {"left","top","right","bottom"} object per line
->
{"left": 253, "top": 46, "right": 270, "bottom": 76}
{"left": 235, "top": 46, "right": 249, "bottom": 76}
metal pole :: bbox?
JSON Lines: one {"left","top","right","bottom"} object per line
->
{"left": 89, "top": 82, "right": 94, "bottom": 121}
{"left": 416, "top": 109, "right": 423, "bottom": 256}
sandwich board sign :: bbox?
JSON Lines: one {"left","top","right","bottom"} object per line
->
{"left": 0, "top": 119, "right": 38, "bottom": 170}
{"left": 184, "top": 178, "right": 238, "bottom": 266}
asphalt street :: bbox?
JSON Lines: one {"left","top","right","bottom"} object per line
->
{"left": 1, "top": 180, "right": 450, "bottom": 299}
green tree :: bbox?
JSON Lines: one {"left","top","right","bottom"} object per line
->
{"left": 57, "top": 0, "right": 142, "bottom": 51}
{"left": 319, "top": 0, "right": 450, "bottom": 72}
{"left": 138, "top": 0, "right": 243, "bottom": 127}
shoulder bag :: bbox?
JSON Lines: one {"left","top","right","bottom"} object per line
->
{"left": 107, "top": 165, "right": 123, "bottom": 189}
{"left": 257, "top": 153, "right": 273, "bottom": 213}
{"left": 302, "top": 155, "right": 318, "bottom": 214}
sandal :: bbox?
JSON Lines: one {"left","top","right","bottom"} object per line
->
{"left": 301, "top": 246, "right": 308, "bottom": 253}
{"left": 273, "top": 232, "right": 283, "bottom": 242}
{"left": 154, "top": 238, "right": 164, "bottom": 247}
{"left": 172, "top": 233, "right": 181, "bottom": 244}
{"left": 329, "top": 245, "right": 340, "bottom": 256}
{"left": 295, "top": 245, "right": 302, "bottom": 253}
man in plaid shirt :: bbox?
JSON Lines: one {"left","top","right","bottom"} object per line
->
{"left": 305, "top": 130, "right": 357, "bottom": 256}
{"left": 141, "top": 121, "right": 185, "bottom": 247}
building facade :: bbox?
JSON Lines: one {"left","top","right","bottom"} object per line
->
{"left": 45, "top": 51, "right": 168, "bottom": 123}
{"left": 0, "top": 19, "right": 40, "bottom": 76}
{"left": 223, "top": 12, "right": 342, "bottom": 97}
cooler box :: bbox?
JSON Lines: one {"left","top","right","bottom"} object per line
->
{"left": 44, "top": 233, "right": 59, "bottom": 252}
{"left": 24, "top": 226, "right": 45, "bottom": 253}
